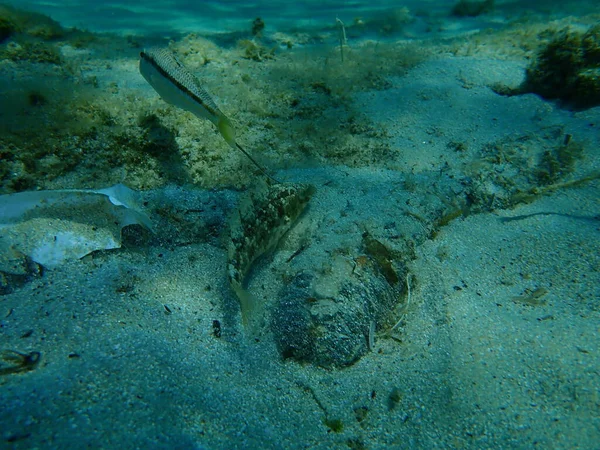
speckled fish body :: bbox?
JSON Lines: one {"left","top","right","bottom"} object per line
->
{"left": 139, "top": 47, "right": 223, "bottom": 126}
{"left": 228, "top": 182, "right": 315, "bottom": 324}
{"left": 139, "top": 47, "right": 279, "bottom": 182}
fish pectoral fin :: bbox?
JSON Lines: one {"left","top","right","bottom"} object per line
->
{"left": 231, "top": 282, "right": 263, "bottom": 329}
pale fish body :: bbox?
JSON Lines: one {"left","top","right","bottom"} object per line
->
{"left": 139, "top": 47, "right": 278, "bottom": 182}
{"left": 139, "top": 47, "right": 237, "bottom": 146}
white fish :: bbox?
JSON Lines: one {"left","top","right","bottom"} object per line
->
{"left": 139, "top": 47, "right": 277, "bottom": 181}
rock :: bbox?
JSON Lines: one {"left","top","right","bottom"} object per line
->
{"left": 272, "top": 240, "right": 407, "bottom": 368}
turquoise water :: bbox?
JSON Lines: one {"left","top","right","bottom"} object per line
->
{"left": 6, "top": 0, "right": 599, "bottom": 35}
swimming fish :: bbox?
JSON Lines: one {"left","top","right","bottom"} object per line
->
{"left": 139, "top": 47, "right": 277, "bottom": 181}
{"left": 228, "top": 181, "right": 314, "bottom": 326}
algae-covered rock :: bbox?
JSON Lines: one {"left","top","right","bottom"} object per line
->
{"left": 2, "top": 41, "right": 62, "bottom": 64}
{"left": 0, "top": 5, "right": 64, "bottom": 42}
{"left": 582, "top": 25, "right": 600, "bottom": 64}
{"left": 272, "top": 258, "right": 406, "bottom": 368}
{"left": 451, "top": 0, "right": 494, "bottom": 17}
{"left": 0, "top": 15, "right": 16, "bottom": 42}
{"left": 522, "top": 26, "right": 600, "bottom": 109}
{"left": 571, "top": 68, "right": 600, "bottom": 107}
{"left": 238, "top": 39, "right": 275, "bottom": 61}
{"left": 271, "top": 228, "right": 409, "bottom": 368}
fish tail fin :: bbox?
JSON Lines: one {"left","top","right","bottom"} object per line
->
{"left": 232, "top": 283, "right": 259, "bottom": 327}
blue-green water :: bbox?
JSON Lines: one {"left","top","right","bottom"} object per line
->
{"left": 5, "top": 0, "right": 599, "bottom": 35}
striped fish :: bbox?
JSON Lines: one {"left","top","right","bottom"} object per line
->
{"left": 139, "top": 47, "right": 277, "bottom": 181}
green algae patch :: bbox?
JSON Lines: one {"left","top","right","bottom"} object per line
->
{"left": 451, "top": 0, "right": 494, "bottom": 18}
{"left": 521, "top": 25, "right": 600, "bottom": 109}
{"left": 1, "top": 41, "right": 62, "bottom": 64}
{"left": 0, "top": 5, "right": 432, "bottom": 192}
{"left": 0, "top": 14, "right": 16, "bottom": 42}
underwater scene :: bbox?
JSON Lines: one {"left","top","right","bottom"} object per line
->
{"left": 0, "top": 0, "right": 599, "bottom": 448}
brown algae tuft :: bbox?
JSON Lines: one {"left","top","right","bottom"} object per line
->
{"left": 0, "top": 350, "right": 41, "bottom": 375}
{"left": 521, "top": 26, "right": 600, "bottom": 109}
